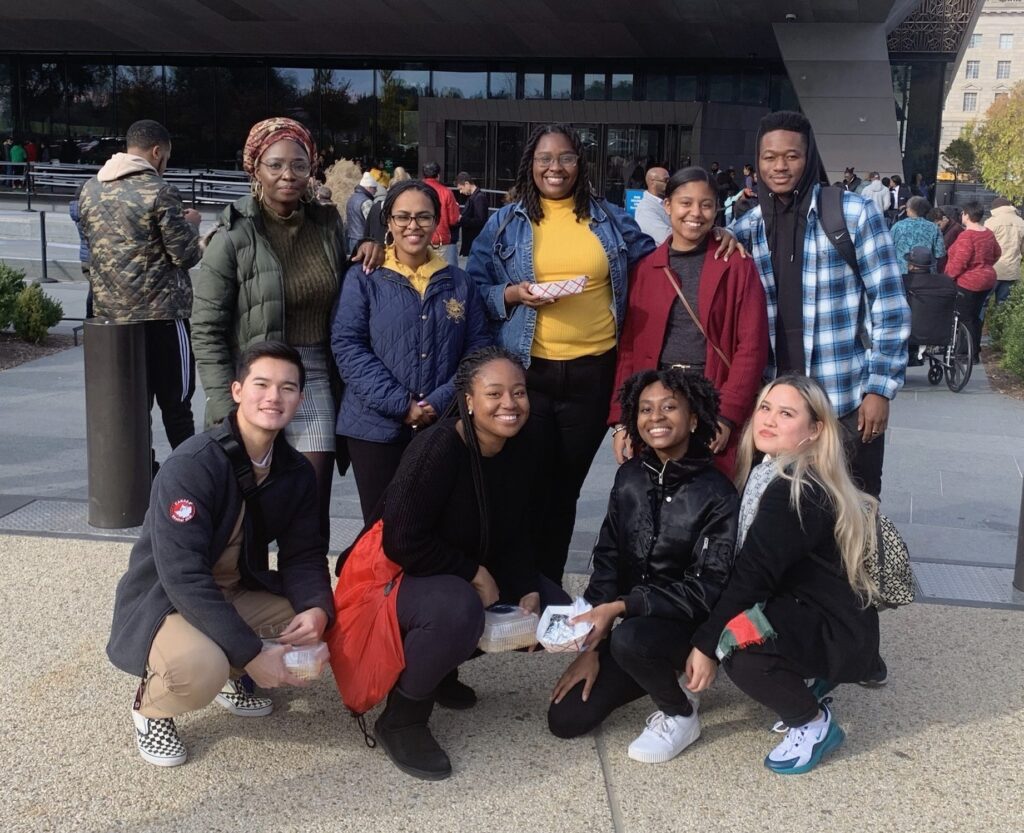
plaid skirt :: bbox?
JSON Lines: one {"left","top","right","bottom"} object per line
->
{"left": 283, "top": 345, "right": 336, "bottom": 453}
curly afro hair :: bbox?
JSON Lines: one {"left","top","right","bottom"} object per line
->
{"left": 618, "top": 369, "right": 720, "bottom": 458}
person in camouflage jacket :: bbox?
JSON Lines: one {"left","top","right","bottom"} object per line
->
{"left": 78, "top": 120, "right": 203, "bottom": 453}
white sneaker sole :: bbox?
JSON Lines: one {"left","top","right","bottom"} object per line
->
{"left": 214, "top": 694, "right": 273, "bottom": 717}
{"left": 136, "top": 745, "right": 187, "bottom": 767}
{"left": 627, "top": 728, "right": 701, "bottom": 763}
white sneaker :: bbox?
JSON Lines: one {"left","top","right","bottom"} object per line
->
{"left": 214, "top": 678, "right": 273, "bottom": 717}
{"left": 627, "top": 708, "right": 701, "bottom": 763}
{"left": 132, "top": 708, "right": 187, "bottom": 767}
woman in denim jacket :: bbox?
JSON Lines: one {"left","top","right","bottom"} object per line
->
{"left": 466, "top": 123, "right": 656, "bottom": 583}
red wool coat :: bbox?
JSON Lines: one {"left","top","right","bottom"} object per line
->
{"left": 945, "top": 228, "right": 1001, "bottom": 292}
{"left": 609, "top": 237, "right": 770, "bottom": 475}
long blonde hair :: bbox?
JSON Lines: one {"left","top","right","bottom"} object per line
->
{"left": 735, "top": 375, "right": 878, "bottom": 604}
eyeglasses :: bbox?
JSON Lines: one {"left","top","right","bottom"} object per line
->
{"left": 389, "top": 212, "right": 437, "bottom": 228}
{"left": 533, "top": 153, "right": 580, "bottom": 168}
{"left": 259, "top": 160, "right": 311, "bottom": 176}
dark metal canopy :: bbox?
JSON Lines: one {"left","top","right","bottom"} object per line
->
{"left": 0, "top": 0, "right": 924, "bottom": 59}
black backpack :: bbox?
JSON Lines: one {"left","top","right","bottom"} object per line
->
{"left": 817, "top": 185, "right": 871, "bottom": 349}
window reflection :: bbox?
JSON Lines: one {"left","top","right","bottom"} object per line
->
{"left": 67, "top": 64, "right": 114, "bottom": 155}
{"left": 216, "top": 67, "right": 269, "bottom": 170}
{"left": 378, "top": 69, "right": 428, "bottom": 173}
{"left": 116, "top": 65, "right": 165, "bottom": 134}
{"left": 321, "top": 69, "right": 374, "bottom": 166}
{"left": 524, "top": 73, "right": 545, "bottom": 99}
{"left": 23, "top": 62, "right": 66, "bottom": 145}
{"left": 611, "top": 74, "right": 633, "bottom": 101}
{"left": 584, "top": 74, "right": 606, "bottom": 100}
{"left": 550, "top": 74, "right": 572, "bottom": 100}
{"left": 275, "top": 67, "right": 320, "bottom": 140}
{"left": 0, "top": 60, "right": 12, "bottom": 135}
{"left": 433, "top": 71, "right": 486, "bottom": 99}
{"left": 489, "top": 72, "right": 516, "bottom": 100}
{"left": 165, "top": 66, "right": 216, "bottom": 169}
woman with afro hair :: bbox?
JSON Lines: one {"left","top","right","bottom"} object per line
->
{"left": 547, "top": 368, "right": 738, "bottom": 765}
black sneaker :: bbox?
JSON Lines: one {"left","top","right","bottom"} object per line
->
{"left": 132, "top": 709, "right": 187, "bottom": 767}
{"left": 859, "top": 657, "right": 889, "bottom": 688}
{"left": 214, "top": 678, "right": 273, "bottom": 716}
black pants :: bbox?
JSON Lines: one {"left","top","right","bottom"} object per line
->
{"left": 547, "top": 616, "right": 697, "bottom": 739}
{"left": 723, "top": 643, "right": 820, "bottom": 728}
{"left": 838, "top": 408, "right": 884, "bottom": 499}
{"left": 955, "top": 287, "right": 987, "bottom": 359}
{"left": 144, "top": 319, "right": 195, "bottom": 450}
{"left": 525, "top": 350, "right": 618, "bottom": 583}
{"left": 346, "top": 435, "right": 411, "bottom": 522}
{"left": 395, "top": 573, "right": 569, "bottom": 700}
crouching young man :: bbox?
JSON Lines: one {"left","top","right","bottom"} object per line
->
{"left": 106, "top": 341, "right": 334, "bottom": 767}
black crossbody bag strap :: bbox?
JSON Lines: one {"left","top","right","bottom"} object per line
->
{"left": 818, "top": 185, "right": 871, "bottom": 349}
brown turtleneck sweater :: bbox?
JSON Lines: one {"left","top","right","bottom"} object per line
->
{"left": 261, "top": 205, "right": 337, "bottom": 346}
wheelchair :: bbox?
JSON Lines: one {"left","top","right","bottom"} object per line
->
{"left": 904, "top": 274, "right": 972, "bottom": 393}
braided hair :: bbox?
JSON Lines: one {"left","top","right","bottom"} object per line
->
{"left": 451, "top": 346, "right": 527, "bottom": 562}
{"left": 618, "top": 369, "right": 720, "bottom": 458}
{"left": 511, "top": 124, "right": 593, "bottom": 223}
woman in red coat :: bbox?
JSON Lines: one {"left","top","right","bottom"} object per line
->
{"left": 945, "top": 200, "right": 1001, "bottom": 361}
{"left": 609, "top": 167, "right": 769, "bottom": 476}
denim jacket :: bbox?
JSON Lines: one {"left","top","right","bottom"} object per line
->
{"left": 466, "top": 197, "right": 656, "bottom": 367}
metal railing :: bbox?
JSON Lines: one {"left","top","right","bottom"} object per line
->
{"left": 0, "top": 162, "right": 252, "bottom": 209}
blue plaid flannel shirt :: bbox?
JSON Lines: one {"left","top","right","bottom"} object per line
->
{"left": 730, "top": 185, "right": 910, "bottom": 418}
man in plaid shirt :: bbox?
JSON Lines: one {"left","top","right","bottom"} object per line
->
{"left": 729, "top": 111, "right": 910, "bottom": 499}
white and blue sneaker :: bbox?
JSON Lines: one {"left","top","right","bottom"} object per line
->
{"left": 764, "top": 704, "right": 845, "bottom": 775}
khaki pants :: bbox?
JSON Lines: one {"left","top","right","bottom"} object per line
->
{"left": 137, "top": 590, "right": 295, "bottom": 719}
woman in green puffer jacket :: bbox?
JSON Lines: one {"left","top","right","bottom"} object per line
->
{"left": 192, "top": 117, "right": 382, "bottom": 543}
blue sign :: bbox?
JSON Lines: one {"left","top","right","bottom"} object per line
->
{"left": 625, "top": 189, "right": 644, "bottom": 217}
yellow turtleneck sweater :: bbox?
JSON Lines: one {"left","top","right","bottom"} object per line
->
{"left": 531, "top": 197, "right": 614, "bottom": 360}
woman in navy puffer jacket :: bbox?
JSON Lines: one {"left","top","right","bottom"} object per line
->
{"left": 332, "top": 180, "right": 492, "bottom": 520}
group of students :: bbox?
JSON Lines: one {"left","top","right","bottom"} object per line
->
{"left": 107, "top": 112, "right": 910, "bottom": 782}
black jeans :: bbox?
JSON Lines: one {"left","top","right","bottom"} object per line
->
{"left": 838, "top": 408, "right": 884, "bottom": 499}
{"left": 525, "top": 350, "right": 618, "bottom": 583}
{"left": 723, "top": 643, "right": 820, "bottom": 728}
{"left": 395, "top": 573, "right": 570, "bottom": 700}
{"left": 547, "top": 616, "right": 697, "bottom": 739}
{"left": 955, "top": 287, "right": 987, "bottom": 359}
{"left": 346, "top": 435, "right": 411, "bottom": 522}
{"left": 144, "top": 319, "right": 195, "bottom": 450}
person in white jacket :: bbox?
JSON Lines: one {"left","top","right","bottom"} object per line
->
{"left": 861, "top": 172, "right": 891, "bottom": 219}
{"left": 984, "top": 197, "right": 1024, "bottom": 307}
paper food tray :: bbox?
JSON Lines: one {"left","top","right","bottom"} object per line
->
{"left": 536, "top": 598, "right": 593, "bottom": 653}
{"left": 478, "top": 604, "right": 539, "bottom": 653}
{"left": 528, "top": 276, "right": 588, "bottom": 299}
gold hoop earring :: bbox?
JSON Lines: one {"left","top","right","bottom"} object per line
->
{"left": 383, "top": 230, "right": 395, "bottom": 247}
{"left": 250, "top": 179, "right": 264, "bottom": 203}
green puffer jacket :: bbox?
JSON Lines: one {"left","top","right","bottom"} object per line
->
{"left": 191, "top": 196, "right": 347, "bottom": 426}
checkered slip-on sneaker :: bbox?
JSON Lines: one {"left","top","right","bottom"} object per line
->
{"left": 214, "top": 678, "right": 273, "bottom": 717}
{"left": 132, "top": 709, "right": 187, "bottom": 767}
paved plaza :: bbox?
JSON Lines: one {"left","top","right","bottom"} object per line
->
{"left": 1, "top": 249, "right": 1023, "bottom": 832}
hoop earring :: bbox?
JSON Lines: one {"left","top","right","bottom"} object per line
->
{"left": 383, "top": 230, "right": 395, "bottom": 247}
{"left": 431, "top": 240, "right": 442, "bottom": 252}
{"left": 250, "top": 179, "right": 264, "bottom": 203}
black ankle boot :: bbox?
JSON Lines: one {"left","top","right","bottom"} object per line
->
{"left": 435, "top": 668, "right": 477, "bottom": 710}
{"left": 374, "top": 688, "right": 451, "bottom": 781}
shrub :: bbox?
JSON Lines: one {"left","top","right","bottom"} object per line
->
{"left": 995, "top": 279, "right": 1024, "bottom": 379}
{"left": 0, "top": 261, "right": 27, "bottom": 330}
{"left": 12, "top": 284, "right": 63, "bottom": 344}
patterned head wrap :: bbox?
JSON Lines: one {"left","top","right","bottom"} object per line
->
{"left": 243, "top": 117, "right": 316, "bottom": 175}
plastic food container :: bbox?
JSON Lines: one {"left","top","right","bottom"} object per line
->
{"left": 282, "top": 642, "right": 330, "bottom": 681}
{"left": 536, "top": 598, "right": 593, "bottom": 653}
{"left": 478, "top": 604, "right": 539, "bottom": 653}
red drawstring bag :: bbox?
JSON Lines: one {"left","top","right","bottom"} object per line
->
{"left": 326, "top": 520, "right": 405, "bottom": 716}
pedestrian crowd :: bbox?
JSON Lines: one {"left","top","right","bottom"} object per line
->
{"left": 77, "top": 111, "right": 1018, "bottom": 784}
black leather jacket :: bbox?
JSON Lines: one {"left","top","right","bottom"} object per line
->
{"left": 585, "top": 451, "right": 739, "bottom": 621}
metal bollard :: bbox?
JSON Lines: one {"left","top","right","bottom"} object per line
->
{"left": 38, "top": 211, "right": 50, "bottom": 282}
{"left": 1015, "top": 481, "right": 1024, "bottom": 592}
{"left": 84, "top": 319, "right": 151, "bottom": 528}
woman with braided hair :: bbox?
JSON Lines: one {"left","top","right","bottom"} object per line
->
{"left": 467, "top": 123, "right": 658, "bottom": 585}
{"left": 192, "top": 116, "right": 384, "bottom": 543}
{"left": 547, "top": 368, "right": 738, "bottom": 763}
{"left": 362, "top": 347, "right": 570, "bottom": 780}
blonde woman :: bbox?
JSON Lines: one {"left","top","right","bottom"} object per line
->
{"left": 685, "top": 374, "right": 879, "bottom": 775}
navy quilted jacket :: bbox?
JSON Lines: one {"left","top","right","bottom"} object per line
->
{"left": 332, "top": 262, "right": 492, "bottom": 442}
